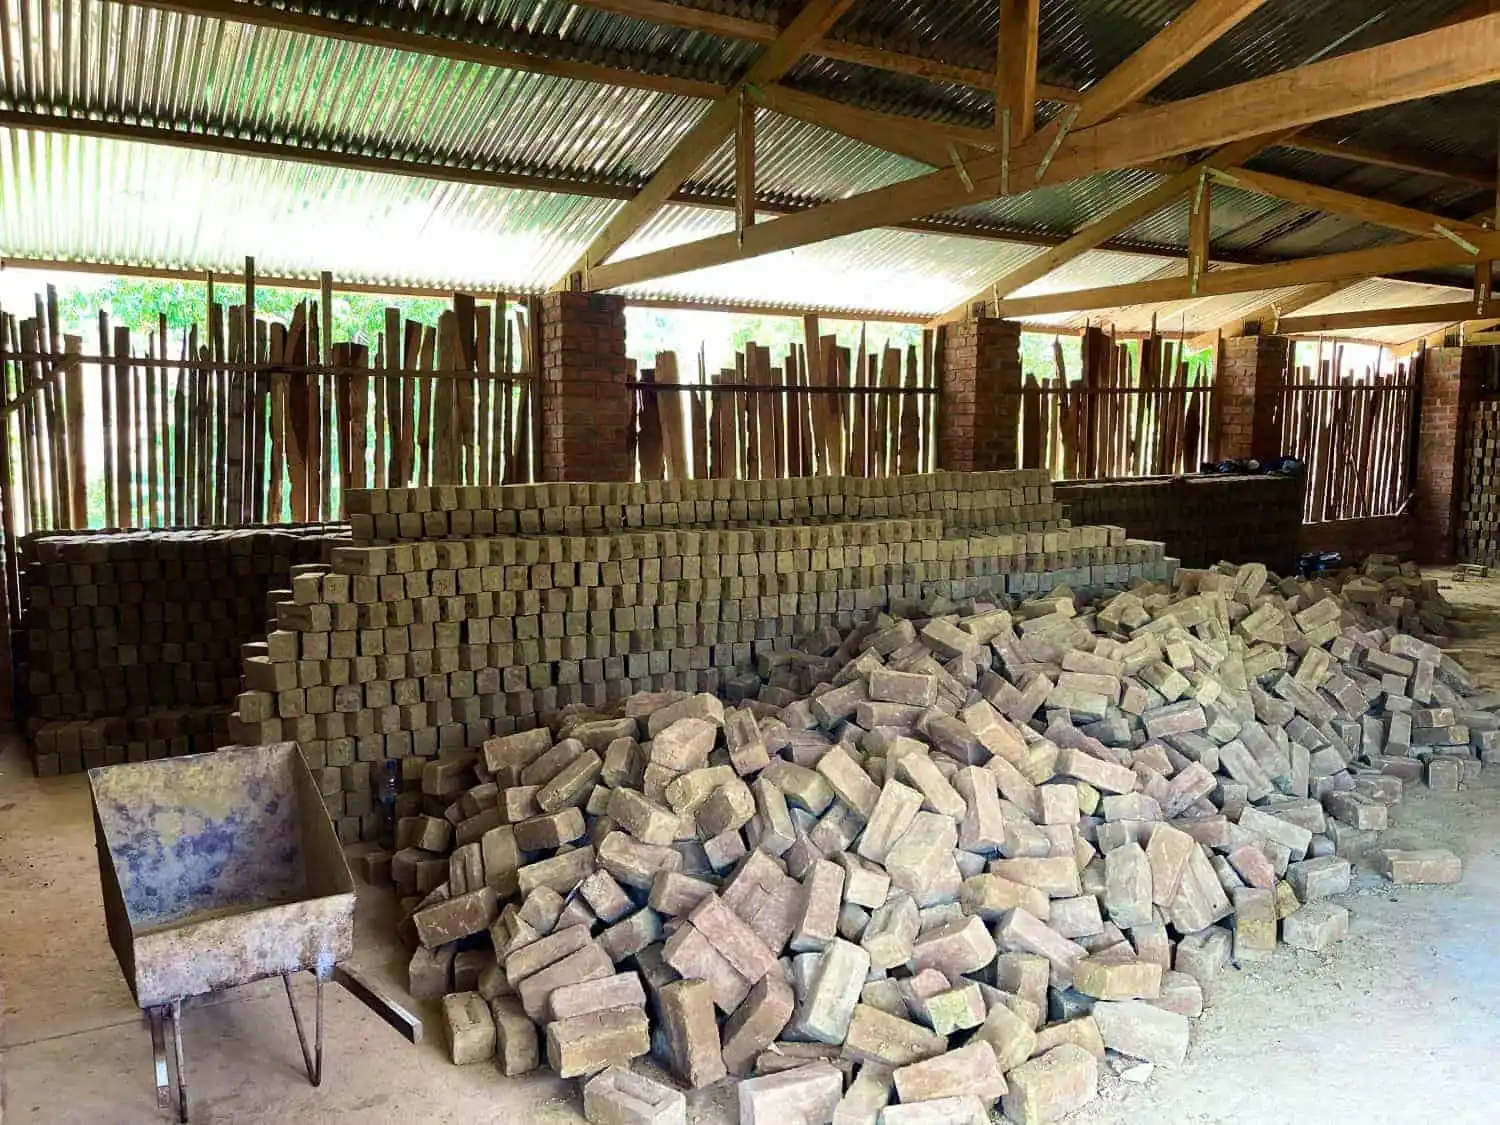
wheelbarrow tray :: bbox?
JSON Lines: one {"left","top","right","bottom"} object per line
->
{"left": 89, "top": 742, "right": 355, "bottom": 1011}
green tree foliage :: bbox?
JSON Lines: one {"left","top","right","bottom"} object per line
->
{"left": 49, "top": 276, "right": 450, "bottom": 350}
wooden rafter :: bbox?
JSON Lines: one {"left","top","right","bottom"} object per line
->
{"left": 991, "top": 234, "right": 1500, "bottom": 319}
{"left": 1276, "top": 300, "right": 1481, "bottom": 336}
{"left": 748, "top": 85, "right": 986, "bottom": 170}
{"left": 593, "top": 0, "right": 1500, "bottom": 293}
{"left": 1284, "top": 135, "right": 1497, "bottom": 192}
{"left": 1048, "top": 14, "right": 1500, "bottom": 183}
{"left": 134, "top": 0, "right": 722, "bottom": 99}
{"left": 565, "top": 0, "right": 1077, "bottom": 100}
{"left": 996, "top": 0, "right": 1041, "bottom": 143}
{"left": 1066, "top": 0, "right": 1268, "bottom": 130}
{"left": 1183, "top": 280, "right": 1350, "bottom": 351}
{"left": 1213, "top": 165, "right": 1486, "bottom": 241}
{"left": 929, "top": 132, "right": 1284, "bottom": 326}
{"left": 556, "top": 0, "right": 859, "bottom": 290}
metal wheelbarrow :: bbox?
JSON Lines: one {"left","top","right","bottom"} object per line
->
{"left": 88, "top": 742, "right": 356, "bottom": 1122}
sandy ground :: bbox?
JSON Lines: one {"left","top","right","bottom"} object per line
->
{"left": 2, "top": 570, "right": 1498, "bottom": 1124}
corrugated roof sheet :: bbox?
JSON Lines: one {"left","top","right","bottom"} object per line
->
{"left": 0, "top": 125, "right": 622, "bottom": 289}
{"left": 617, "top": 205, "right": 1045, "bottom": 315}
{"left": 0, "top": 0, "right": 1493, "bottom": 323}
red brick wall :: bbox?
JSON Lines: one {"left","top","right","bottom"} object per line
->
{"left": 939, "top": 318, "right": 1021, "bottom": 471}
{"left": 1416, "top": 347, "right": 1484, "bottom": 564}
{"left": 1216, "top": 335, "right": 1288, "bottom": 462}
{"left": 541, "top": 292, "right": 633, "bottom": 482}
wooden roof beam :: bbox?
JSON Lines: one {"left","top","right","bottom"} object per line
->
{"left": 1214, "top": 165, "right": 1489, "bottom": 240}
{"left": 928, "top": 131, "right": 1291, "bottom": 327}
{"left": 991, "top": 234, "right": 1500, "bottom": 319}
{"left": 1044, "top": 13, "right": 1500, "bottom": 184}
{"left": 555, "top": 0, "right": 859, "bottom": 290}
{"left": 1182, "top": 280, "right": 1350, "bottom": 350}
{"left": 1276, "top": 300, "right": 1481, "bottom": 335}
{"left": 748, "top": 85, "right": 992, "bottom": 169}
{"left": 566, "top": 0, "right": 1078, "bottom": 100}
{"left": 0, "top": 109, "right": 1273, "bottom": 263}
{"left": 134, "top": 0, "right": 723, "bottom": 99}
{"left": 997, "top": 0, "right": 1041, "bottom": 143}
{"left": 585, "top": 0, "right": 1280, "bottom": 291}
{"left": 1281, "top": 136, "right": 1497, "bottom": 192}
{"left": 1065, "top": 0, "right": 1268, "bottom": 130}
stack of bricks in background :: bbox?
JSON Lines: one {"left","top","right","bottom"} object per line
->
{"left": 1459, "top": 399, "right": 1500, "bottom": 565}
{"left": 343, "top": 471, "right": 1066, "bottom": 541}
{"left": 25, "top": 526, "right": 344, "bottom": 775}
{"left": 1055, "top": 476, "right": 1305, "bottom": 571}
{"left": 229, "top": 471, "right": 1175, "bottom": 843}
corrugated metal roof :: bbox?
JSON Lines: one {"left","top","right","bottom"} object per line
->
{"left": 0, "top": 125, "right": 622, "bottom": 288}
{"left": 0, "top": 0, "right": 1492, "bottom": 323}
{"left": 617, "top": 204, "right": 1045, "bottom": 315}
{"left": 1280, "top": 277, "right": 1475, "bottom": 347}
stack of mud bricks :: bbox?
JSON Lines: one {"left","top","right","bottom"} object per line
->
{"left": 24, "top": 526, "right": 343, "bottom": 775}
{"left": 1459, "top": 399, "right": 1500, "bottom": 565}
{"left": 230, "top": 472, "right": 1174, "bottom": 842}
{"left": 1055, "top": 476, "right": 1305, "bottom": 572}
{"left": 343, "top": 472, "right": 1068, "bottom": 541}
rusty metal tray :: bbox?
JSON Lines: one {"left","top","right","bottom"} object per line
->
{"left": 89, "top": 742, "right": 355, "bottom": 1121}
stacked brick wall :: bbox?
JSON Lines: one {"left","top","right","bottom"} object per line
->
{"left": 228, "top": 470, "right": 1172, "bottom": 843}
{"left": 23, "top": 526, "right": 342, "bottom": 774}
{"left": 1055, "top": 475, "right": 1305, "bottom": 572}
{"left": 541, "top": 292, "right": 633, "bottom": 483}
{"left": 939, "top": 318, "right": 1021, "bottom": 472}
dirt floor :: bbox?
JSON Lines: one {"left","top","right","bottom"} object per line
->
{"left": 3, "top": 570, "right": 1499, "bottom": 1124}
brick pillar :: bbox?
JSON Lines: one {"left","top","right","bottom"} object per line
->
{"left": 1216, "top": 335, "right": 1288, "bottom": 462}
{"left": 540, "top": 292, "right": 633, "bottom": 482}
{"left": 939, "top": 317, "right": 1021, "bottom": 471}
{"left": 1415, "top": 346, "right": 1484, "bottom": 564}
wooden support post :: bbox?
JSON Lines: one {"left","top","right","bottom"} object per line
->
{"left": 736, "top": 91, "right": 756, "bottom": 237}
{"left": 1189, "top": 168, "right": 1212, "bottom": 296}
{"left": 996, "top": 0, "right": 1040, "bottom": 144}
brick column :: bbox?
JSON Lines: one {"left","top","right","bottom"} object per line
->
{"left": 939, "top": 317, "right": 1021, "bottom": 472}
{"left": 540, "top": 292, "right": 633, "bottom": 482}
{"left": 1216, "top": 335, "right": 1288, "bottom": 462}
{"left": 1415, "top": 346, "right": 1484, "bottom": 564}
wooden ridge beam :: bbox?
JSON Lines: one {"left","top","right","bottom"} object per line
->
{"left": 557, "top": 0, "right": 860, "bottom": 289}
{"left": 1214, "top": 165, "right": 1486, "bottom": 241}
{"left": 1276, "top": 300, "right": 1480, "bottom": 335}
{"left": 990, "top": 233, "right": 1500, "bottom": 319}
{"left": 133, "top": 0, "right": 723, "bottom": 100}
{"left": 586, "top": 11, "right": 1500, "bottom": 292}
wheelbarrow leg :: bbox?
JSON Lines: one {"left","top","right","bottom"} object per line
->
{"left": 148, "top": 1006, "right": 172, "bottom": 1112}
{"left": 283, "top": 972, "right": 325, "bottom": 1086}
{"left": 169, "top": 998, "right": 189, "bottom": 1124}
